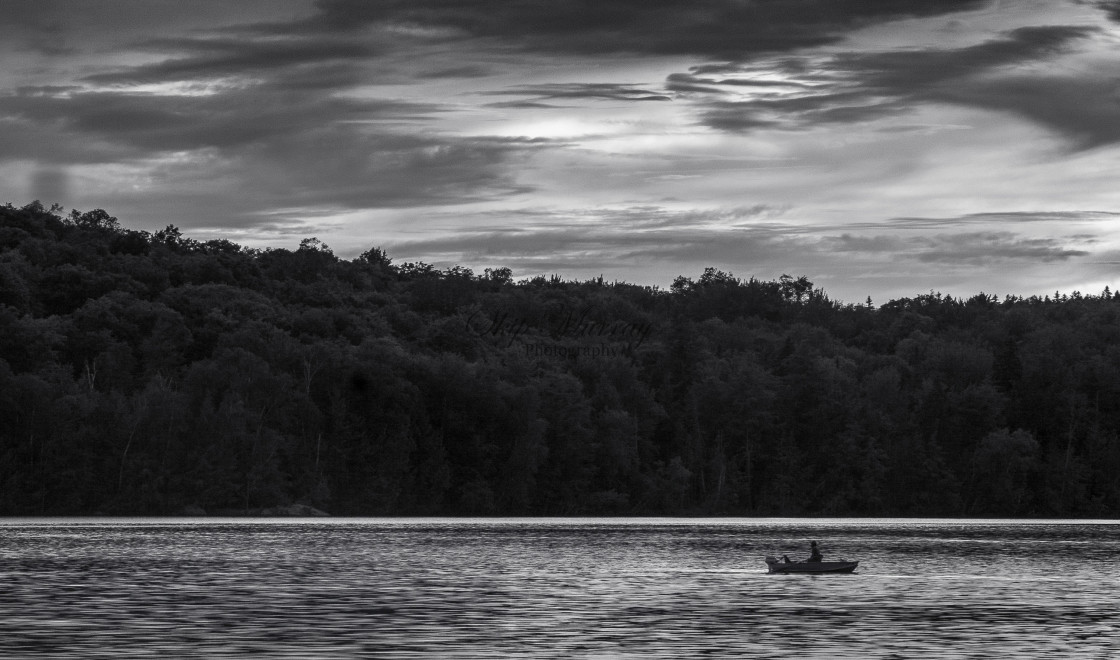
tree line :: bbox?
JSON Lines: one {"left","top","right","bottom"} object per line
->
{"left": 1, "top": 201, "right": 1118, "bottom": 516}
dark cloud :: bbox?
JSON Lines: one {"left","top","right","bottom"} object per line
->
{"left": 415, "top": 65, "right": 492, "bottom": 79}
{"left": 391, "top": 207, "right": 1115, "bottom": 274}
{"left": 664, "top": 75, "right": 728, "bottom": 96}
{"left": 485, "top": 100, "right": 561, "bottom": 109}
{"left": 387, "top": 205, "right": 1097, "bottom": 277}
{"left": 933, "top": 74, "right": 1120, "bottom": 149}
{"left": 832, "top": 231, "right": 1089, "bottom": 264}
{"left": 831, "top": 234, "right": 906, "bottom": 253}
{"left": 0, "top": 83, "right": 544, "bottom": 210}
{"left": 383, "top": 205, "right": 822, "bottom": 278}
{"left": 390, "top": 225, "right": 797, "bottom": 272}
{"left": 82, "top": 36, "right": 381, "bottom": 86}
{"left": 1098, "top": 1, "right": 1120, "bottom": 21}
{"left": 236, "top": 132, "right": 540, "bottom": 209}
{"left": 0, "top": 88, "right": 442, "bottom": 157}
{"left": 699, "top": 86, "right": 894, "bottom": 130}
{"left": 912, "top": 233, "right": 1090, "bottom": 265}
{"left": 97, "top": 132, "right": 541, "bottom": 222}
{"left": 833, "top": 225, "right": 1093, "bottom": 266}
{"left": 888, "top": 211, "right": 1120, "bottom": 229}
{"left": 703, "top": 102, "right": 793, "bottom": 131}
{"left": 485, "top": 83, "right": 672, "bottom": 103}
{"left": 2, "top": 1, "right": 73, "bottom": 55}
{"left": 15, "top": 85, "right": 81, "bottom": 96}
{"left": 839, "top": 25, "right": 1095, "bottom": 88}
{"left": 667, "top": 72, "right": 811, "bottom": 95}
{"left": 765, "top": 212, "right": 1120, "bottom": 239}
{"left": 686, "top": 25, "right": 1107, "bottom": 138}
{"left": 297, "top": 0, "right": 991, "bottom": 59}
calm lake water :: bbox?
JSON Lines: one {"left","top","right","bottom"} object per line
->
{"left": 0, "top": 518, "right": 1117, "bottom": 658}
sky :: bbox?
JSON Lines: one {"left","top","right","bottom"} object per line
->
{"left": 3, "top": 0, "right": 1119, "bottom": 303}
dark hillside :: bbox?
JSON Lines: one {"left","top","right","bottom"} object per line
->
{"left": 2, "top": 201, "right": 1118, "bottom": 516}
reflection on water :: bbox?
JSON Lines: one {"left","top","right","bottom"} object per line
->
{"left": 0, "top": 518, "right": 1117, "bottom": 658}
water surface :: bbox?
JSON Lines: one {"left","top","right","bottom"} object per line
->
{"left": 1, "top": 518, "right": 1117, "bottom": 658}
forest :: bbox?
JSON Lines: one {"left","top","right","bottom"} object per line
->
{"left": 1, "top": 201, "right": 1119, "bottom": 517}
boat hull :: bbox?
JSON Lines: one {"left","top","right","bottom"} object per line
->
{"left": 765, "top": 558, "right": 859, "bottom": 574}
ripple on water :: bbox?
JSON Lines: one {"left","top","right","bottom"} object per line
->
{"left": 0, "top": 518, "right": 1118, "bottom": 658}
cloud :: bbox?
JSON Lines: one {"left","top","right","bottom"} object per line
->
{"left": 0, "top": 87, "right": 442, "bottom": 157}
{"left": 851, "top": 211, "right": 1120, "bottom": 232}
{"left": 1098, "top": 1, "right": 1120, "bottom": 21}
{"left": 391, "top": 227, "right": 797, "bottom": 274}
{"left": 684, "top": 25, "right": 1120, "bottom": 147}
{"left": 82, "top": 35, "right": 383, "bottom": 86}
{"left": 7, "top": 0, "right": 1061, "bottom": 218}
{"left": 0, "top": 85, "right": 547, "bottom": 213}
{"left": 911, "top": 233, "right": 1090, "bottom": 264}
{"left": 0, "top": 4, "right": 577, "bottom": 214}
{"left": 297, "top": 0, "right": 992, "bottom": 58}
{"left": 484, "top": 83, "right": 672, "bottom": 103}
{"left": 832, "top": 232, "right": 1090, "bottom": 264}
{"left": 235, "top": 132, "right": 542, "bottom": 209}
{"left": 839, "top": 25, "right": 1096, "bottom": 88}
{"left": 385, "top": 205, "right": 797, "bottom": 268}
{"left": 415, "top": 65, "right": 492, "bottom": 79}
{"left": 666, "top": 72, "right": 812, "bottom": 95}
{"left": 379, "top": 205, "right": 1104, "bottom": 289}
{"left": 932, "top": 75, "right": 1120, "bottom": 149}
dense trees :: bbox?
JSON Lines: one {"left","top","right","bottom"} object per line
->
{"left": 1, "top": 200, "right": 1119, "bottom": 516}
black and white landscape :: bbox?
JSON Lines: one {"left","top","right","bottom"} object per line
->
{"left": 3, "top": 3, "right": 1120, "bottom": 657}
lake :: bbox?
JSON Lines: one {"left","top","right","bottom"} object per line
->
{"left": 0, "top": 518, "right": 1117, "bottom": 658}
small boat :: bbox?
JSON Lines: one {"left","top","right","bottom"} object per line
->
{"left": 765, "top": 555, "right": 859, "bottom": 574}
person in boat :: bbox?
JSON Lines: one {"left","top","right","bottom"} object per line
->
{"left": 808, "top": 540, "right": 823, "bottom": 563}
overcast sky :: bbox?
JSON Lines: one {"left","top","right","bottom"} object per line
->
{"left": 3, "top": 0, "right": 1119, "bottom": 302}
